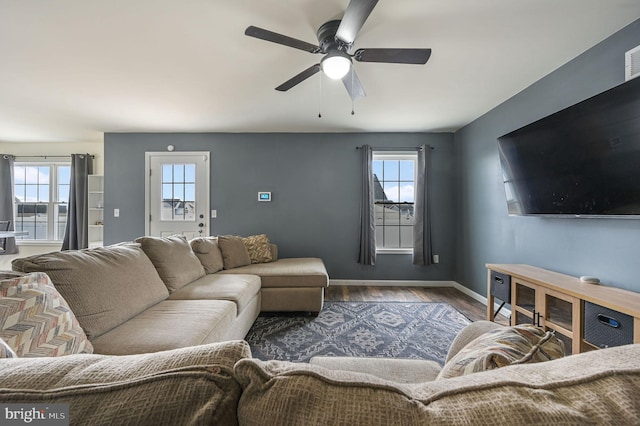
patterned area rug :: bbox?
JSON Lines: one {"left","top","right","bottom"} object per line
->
{"left": 245, "top": 302, "right": 471, "bottom": 364}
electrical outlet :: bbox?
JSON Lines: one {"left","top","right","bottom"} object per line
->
{"left": 211, "top": 210, "right": 217, "bottom": 218}
{"left": 433, "top": 254, "right": 440, "bottom": 264}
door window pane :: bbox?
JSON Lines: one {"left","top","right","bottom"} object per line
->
{"left": 185, "top": 164, "right": 196, "bottom": 182}
{"left": 161, "top": 163, "right": 197, "bottom": 221}
{"left": 162, "top": 164, "right": 173, "bottom": 181}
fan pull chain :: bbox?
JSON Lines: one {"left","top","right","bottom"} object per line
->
{"left": 318, "top": 72, "right": 323, "bottom": 118}
{"left": 350, "top": 67, "right": 355, "bottom": 116}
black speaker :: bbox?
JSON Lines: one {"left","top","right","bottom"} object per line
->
{"left": 584, "top": 302, "right": 634, "bottom": 348}
{"left": 490, "top": 271, "right": 511, "bottom": 302}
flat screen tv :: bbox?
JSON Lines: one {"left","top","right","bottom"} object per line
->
{"left": 497, "top": 76, "right": 640, "bottom": 218}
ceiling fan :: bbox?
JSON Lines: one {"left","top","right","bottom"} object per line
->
{"left": 244, "top": 0, "right": 432, "bottom": 101}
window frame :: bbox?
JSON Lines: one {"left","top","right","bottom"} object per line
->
{"left": 372, "top": 151, "right": 418, "bottom": 255}
{"left": 13, "top": 160, "right": 71, "bottom": 244}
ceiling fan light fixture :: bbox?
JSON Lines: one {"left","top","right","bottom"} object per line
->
{"left": 321, "top": 52, "right": 352, "bottom": 79}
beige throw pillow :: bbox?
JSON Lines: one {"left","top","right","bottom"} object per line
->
{"left": 436, "top": 324, "right": 565, "bottom": 380}
{"left": 136, "top": 235, "right": 206, "bottom": 292}
{"left": 218, "top": 235, "right": 251, "bottom": 269}
{"left": 243, "top": 234, "right": 273, "bottom": 264}
{"left": 190, "top": 237, "right": 224, "bottom": 274}
{"left": 0, "top": 272, "right": 93, "bottom": 357}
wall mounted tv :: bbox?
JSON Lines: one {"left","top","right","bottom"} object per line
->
{"left": 497, "top": 76, "right": 640, "bottom": 218}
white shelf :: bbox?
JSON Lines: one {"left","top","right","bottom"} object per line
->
{"left": 89, "top": 241, "right": 104, "bottom": 249}
{"left": 88, "top": 175, "right": 104, "bottom": 248}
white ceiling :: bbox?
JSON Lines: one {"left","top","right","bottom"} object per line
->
{"left": 1, "top": 0, "right": 639, "bottom": 143}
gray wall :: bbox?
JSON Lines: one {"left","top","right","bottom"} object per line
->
{"left": 454, "top": 18, "right": 640, "bottom": 295}
{"left": 104, "top": 132, "right": 455, "bottom": 280}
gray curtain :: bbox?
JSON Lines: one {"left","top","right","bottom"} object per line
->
{"left": 62, "top": 154, "right": 93, "bottom": 251}
{"left": 0, "top": 154, "right": 17, "bottom": 255}
{"left": 413, "top": 145, "right": 433, "bottom": 265}
{"left": 358, "top": 145, "right": 376, "bottom": 265}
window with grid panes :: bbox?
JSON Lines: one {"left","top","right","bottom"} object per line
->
{"left": 13, "top": 162, "right": 70, "bottom": 241}
{"left": 372, "top": 152, "right": 417, "bottom": 253}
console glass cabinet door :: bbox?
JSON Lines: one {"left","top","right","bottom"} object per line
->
{"left": 511, "top": 279, "right": 580, "bottom": 354}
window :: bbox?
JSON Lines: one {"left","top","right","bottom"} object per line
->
{"left": 372, "top": 152, "right": 417, "bottom": 253}
{"left": 161, "top": 163, "right": 196, "bottom": 221}
{"left": 13, "top": 162, "right": 70, "bottom": 241}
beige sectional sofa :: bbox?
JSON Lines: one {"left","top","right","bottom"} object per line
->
{"left": 1, "top": 322, "right": 639, "bottom": 425}
{"left": 7, "top": 237, "right": 638, "bottom": 424}
{"left": 10, "top": 234, "right": 329, "bottom": 355}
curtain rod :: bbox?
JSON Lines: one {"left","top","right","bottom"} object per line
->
{"left": 13, "top": 155, "right": 95, "bottom": 159}
{"left": 355, "top": 146, "right": 433, "bottom": 151}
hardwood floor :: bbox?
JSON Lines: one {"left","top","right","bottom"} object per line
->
{"left": 326, "top": 285, "right": 509, "bottom": 323}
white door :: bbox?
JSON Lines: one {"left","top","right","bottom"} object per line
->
{"left": 145, "top": 152, "right": 210, "bottom": 239}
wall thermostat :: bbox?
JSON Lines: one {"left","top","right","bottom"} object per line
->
{"left": 258, "top": 192, "right": 271, "bottom": 202}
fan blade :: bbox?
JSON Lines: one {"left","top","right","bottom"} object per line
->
{"left": 245, "top": 26, "right": 320, "bottom": 53}
{"left": 354, "top": 48, "right": 432, "bottom": 64}
{"left": 275, "top": 64, "right": 321, "bottom": 91}
{"left": 336, "top": 0, "right": 379, "bottom": 45}
{"left": 342, "top": 69, "right": 366, "bottom": 101}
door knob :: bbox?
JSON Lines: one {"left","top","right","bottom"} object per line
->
{"left": 198, "top": 223, "right": 204, "bottom": 228}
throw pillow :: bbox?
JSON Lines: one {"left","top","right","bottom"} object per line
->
{"left": 0, "top": 337, "right": 17, "bottom": 358}
{"left": 190, "top": 237, "right": 224, "bottom": 274}
{"left": 243, "top": 234, "right": 273, "bottom": 264}
{"left": 436, "top": 324, "right": 565, "bottom": 380}
{"left": 218, "top": 235, "right": 251, "bottom": 269}
{"left": 0, "top": 272, "right": 93, "bottom": 357}
{"left": 136, "top": 235, "right": 206, "bottom": 292}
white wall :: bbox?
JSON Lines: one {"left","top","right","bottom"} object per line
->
{"left": 0, "top": 140, "right": 104, "bottom": 270}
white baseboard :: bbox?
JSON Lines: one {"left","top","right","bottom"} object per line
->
{"left": 330, "top": 279, "right": 456, "bottom": 288}
{"left": 329, "top": 279, "right": 512, "bottom": 319}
